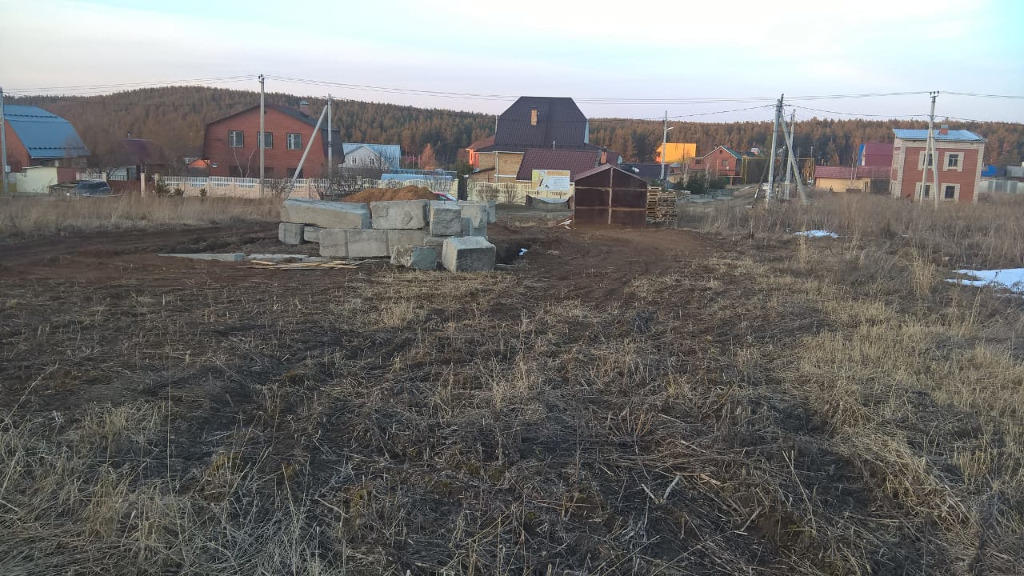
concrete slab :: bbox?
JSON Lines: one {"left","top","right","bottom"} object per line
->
{"left": 346, "top": 229, "right": 389, "bottom": 258}
{"left": 429, "top": 201, "right": 462, "bottom": 236}
{"left": 318, "top": 229, "right": 348, "bottom": 258}
{"left": 247, "top": 254, "right": 312, "bottom": 262}
{"left": 442, "top": 236, "right": 496, "bottom": 272}
{"left": 281, "top": 199, "right": 370, "bottom": 229}
{"left": 386, "top": 229, "right": 428, "bottom": 253}
{"left": 278, "top": 222, "right": 305, "bottom": 245}
{"left": 158, "top": 253, "right": 246, "bottom": 262}
{"left": 391, "top": 245, "right": 437, "bottom": 270}
{"left": 303, "top": 226, "right": 323, "bottom": 243}
{"left": 370, "top": 200, "right": 428, "bottom": 230}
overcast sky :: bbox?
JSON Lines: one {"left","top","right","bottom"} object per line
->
{"left": 2, "top": 0, "right": 1022, "bottom": 123}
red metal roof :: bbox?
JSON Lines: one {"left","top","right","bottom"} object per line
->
{"left": 814, "top": 165, "right": 891, "bottom": 179}
{"left": 467, "top": 135, "right": 495, "bottom": 151}
{"left": 515, "top": 149, "right": 604, "bottom": 180}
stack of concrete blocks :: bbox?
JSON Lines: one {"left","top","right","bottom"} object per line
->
{"left": 278, "top": 198, "right": 496, "bottom": 271}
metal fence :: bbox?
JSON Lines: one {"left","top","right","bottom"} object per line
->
{"left": 979, "top": 179, "right": 1023, "bottom": 196}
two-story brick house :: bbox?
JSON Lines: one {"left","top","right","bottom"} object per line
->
{"left": 689, "top": 146, "right": 749, "bottom": 184}
{"left": 890, "top": 128, "right": 986, "bottom": 203}
{"left": 202, "top": 102, "right": 342, "bottom": 179}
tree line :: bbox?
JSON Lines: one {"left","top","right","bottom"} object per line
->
{"left": 11, "top": 86, "right": 1023, "bottom": 171}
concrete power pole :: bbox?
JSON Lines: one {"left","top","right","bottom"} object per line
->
{"left": 0, "top": 87, "right": 7, "bottom": 196}
{"left": 781, "top": 114, "right": 809, "bottom": 204}
{"left": 259, "top": 74, "right": 265, "bottom": 198}
{"left": 766, "top": 94, "right": 783, "bottom": 202}
{"left": 921, "top": 90, "right": 937, "bottom": 204}
{"left": 930, "top": 92, "right": 940, "bottom": 208}
{"left": 327, "top": 94, "right": 333, "bottom": 183}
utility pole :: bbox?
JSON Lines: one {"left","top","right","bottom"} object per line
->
{"left": 766, "top": 94, "right": 783, "bottom": 202}
{"left": 919, "top": 91, "right": 937, "bottom": 206}
{"left": 259, "top": 74, "right": 265, "bottom": 198}
{"left": 783, "top": 109, "right": 795, "bottom": 200}
{"left": 0, "top": 87, "right": 7, "bottom": 196}
{"left": 780, "top": 114, "right": 809, "bottom": 204}
{"left": 660, "top": 110, "right": 668, "bottom": 181}
{"left": 327, "top": 94, "right": 333, "bottom": 182}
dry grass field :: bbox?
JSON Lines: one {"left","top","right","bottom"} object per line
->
{"left": 0, "top": 193, "right": 1021, "bottom": 574}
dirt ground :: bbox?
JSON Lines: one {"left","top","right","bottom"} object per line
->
{"left": 1, "top": 208, "right": 1020, "bottom": 575}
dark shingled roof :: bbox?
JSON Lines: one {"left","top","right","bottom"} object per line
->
{"left": 515, "top": 149, "right": 605, "bottom": 180}
{"left": 483, "top": 97, "right": 588, "bottom": 152}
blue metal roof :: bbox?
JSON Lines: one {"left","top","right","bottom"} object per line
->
{"left": 892, "top": 129, "right": 985, "bottom": 142}
{"left": 3, "top": 105, "right": 90, "bottom": 159}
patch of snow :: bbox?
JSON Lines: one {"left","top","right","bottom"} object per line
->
{"left": 949, "top": 268, "right": 1024, "bottom": 293}
{"left": 794, "top": 230, "right": 839, "bottom": 238}
{"left": 519, "top": 248, "right": 528, "bottom": 256}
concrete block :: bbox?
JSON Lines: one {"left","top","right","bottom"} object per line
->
{"left": 346, "top": 229, "right": 389, "bottom": 258}
{"left": 461, "top": 217, "right": 473, "bottom": 237}
{"left": 391, "top": 245, "right": 437, "bottom": 270}
{"left": 370, "top": 200, "right": 428, "bottom": 230}
{"left": 318, "top": 229, "right": 348, "bottom": 258}
{"left": 442, "top": 236, "right": 496, "bottom": 272}
{"left": 458, "top": 202, "right": 489, "bottom": 228}
{"left": 386, "top": 229, "right": 428, "bottom": 253}
{"left": 470, "top": 219, "right": 487, "bottom": 237}
{"left": 429, "top": 201, "right": 463, "bottom": 236}
{"left": 303, "top": 226, "right": 323, "bottom": 243}
{"left": 281, "top": 199, "right": 370, "bottom": 229}
{"left": 278, "top": 222, "right": 305, "bottom": 245}
{"left": 423, "top": 236, "right": 446, "bottom": 262}
{"left": 487, "top": 201, "right": 497, "bottom": 223}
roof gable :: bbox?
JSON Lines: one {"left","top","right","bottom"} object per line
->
{"left": 342, "top": 143, "right": 401, "bottom": 170}
{"left": 493, "top": 97, "right": 588, "bottom": 151}
{"left": 4, "top": 104, "right": 90, "bottom": 159}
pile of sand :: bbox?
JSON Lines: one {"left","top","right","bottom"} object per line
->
{"left": 341, "top": 186, "right": 436, "bottom": 203}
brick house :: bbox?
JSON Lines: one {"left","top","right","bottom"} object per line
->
{"left": 2, "top": 105, "right": 90, "bottom": 172}
{"left": 202, "top": 102, "right": 342, "bottom": 179}
{"left": 689, "top": 146, "right": 749, "bottom": 184}
{"left": 890, "top": 128, "right": 985, "bottom": 203}
{"left": 468, "top": 96, "right": 607, "bottom": 183}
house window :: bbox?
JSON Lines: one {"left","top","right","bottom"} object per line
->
{"left": 943, "top": 184, "right": 959, "bottom": 200}
{"left": 918, "top": 151, "right": 936, "bottom": 169}
{"left": 530, "top": 108, "right": 538, "bottom": 126}
{"left": 287, "top": 133, "right": 302, "bottom": 150}
{"left": 916, "top": 183, "right": 932, "bottom": 198}
{"left": 287, "top": 167, "right": 303, "bottom": 179}
{"left": 259, "top": 131, "right": 273, "bottom": 149}
{"left": 721, "top": 159, "right": 729, "bottom": 168}
{"left": 229, "top": 165, "right": 244, "bottom": 177}
{"left": 944, "top": 152, "right": 963, "bottom": 172}
{"left": 228, "top": 131, "right": 244, "bottom": 148}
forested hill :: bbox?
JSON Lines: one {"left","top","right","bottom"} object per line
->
{"left": 11, "top": 86, "right": 1024, "bottom": 170}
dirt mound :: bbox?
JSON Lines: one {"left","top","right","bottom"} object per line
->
{"left": 341, "top": 186, "right": 436, "bottom": 203}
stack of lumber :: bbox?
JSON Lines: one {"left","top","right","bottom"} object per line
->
{"left": 646, "top": 188, "right": 679, "bottom": 223}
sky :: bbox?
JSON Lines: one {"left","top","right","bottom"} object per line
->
{"left": 2, "top": 0, "right": 1023, "bottom": 123}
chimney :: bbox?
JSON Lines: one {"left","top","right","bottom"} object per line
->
{"left": 939, "top": 124, "right": 949, "bottom": 136}
{"left": 299, "top": 100, "right": 310, "bottom": 117}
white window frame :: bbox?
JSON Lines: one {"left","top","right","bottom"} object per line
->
{"left": 259, "top": 131, "right": 273, "bottom": 149}
{"left": 917, "top": 151, "right": 934, "bottom": 170}
{"left": 944, "top": 152, "right": 963, "bottom": 172}
{"left": 287, "top": 133, "right": 302, "bottom": 150}
{"left": 941, "top": 183, "right": 960, "bottom": 201}
{"left": 228, "top": 130, "right": 244, "bottom": 148}
{"left": 915, "top": 182, "right": 933, "bottom": 198}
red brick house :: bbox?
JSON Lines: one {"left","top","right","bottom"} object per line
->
{"left": 689, "top": 146, "right": 749, "bottom": 184}
{"left": 202, "top": 102, "right": 342, "bottom": 179}
{"left": 890, "top": 128, "right": 985, "bottom": 203}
